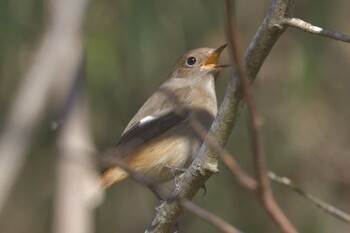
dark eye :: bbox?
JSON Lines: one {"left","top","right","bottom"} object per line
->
{"left": 186, "top": 57, "right": 197, "bottom": 66}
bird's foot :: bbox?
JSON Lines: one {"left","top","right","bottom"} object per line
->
{"left": 148, "top": 185, "right": 164, "bottom": 202}
{"left": 174, "top": 222, "right": 179, "bottom": 233}
{"left": 164, "top": 165, "right": 207, "bottom": 197}
{"left": 201, "top": 183, "right": 207, "bottom": 196}
{"left": 165, "top": 165, "right": 187, "bottom": 190}
{"left": 165, "top": 165, "right": 187, "bottom": 174}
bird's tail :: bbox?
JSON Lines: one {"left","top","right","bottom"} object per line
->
{"left": 101, "top": 167, "right": 129, "bottom": 189}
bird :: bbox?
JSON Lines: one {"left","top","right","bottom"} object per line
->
{"left": 101, "top": 44, "right": 228, "bottom": 193}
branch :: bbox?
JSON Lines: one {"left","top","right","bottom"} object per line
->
{"left": 180, "top": 199, "right": 243, "bottom": 233}
{"left": 269, "top": 172, "right": 350, "bottom": 225}
{"left": 225, "top": 1, "right": 298, "bottom": 233}
{"left": 226, "top": 0, "right": 269, "bottom": 194}
{"left": 189, "top": 117, "right": 257, "bottom": 191}
{"left": 0, "top": 0, "right": 90, "bottom": 213}
{"left": 104, "top": 153, "right": 243, "bottom": 233}
{"left": 220, "top": 153, "right": 257, "bottom": 191}
{"left": 146, "top": 0, "right": 295, "bottom": 232}
{"left": 53, "top": 53, "right": 101, "bottom": 233}
{"left": 284, "top": 18, "right": 350, "bottom": 43}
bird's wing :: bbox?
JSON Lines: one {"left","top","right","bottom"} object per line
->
{"left": 116, "top": 110, "right": 189, "bottom": 151}
{"left": 100, "top": 111, "right": 189, "bottom": 174}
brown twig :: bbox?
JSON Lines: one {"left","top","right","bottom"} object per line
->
{"left": 220, "top": 152, "right": 257, "bottom": 191}
{"left": 225, "top": 0, "right": 267, "bottom": 191}
{"left": 226, "top": 0, "right": 271, "bottom": 195}
{"left": 269, "top": 172, "right": 350, "bottom": 225}
{"left": 180, "top": 199, "right": 243, "bottom": 233}
{"left": 188, "top": 117, "right": 257, "bottom": 191}
{"left": 225, "top": 1, "right": 298, "bottom": 233}
{"left": 103, "top": 152, "right": 243, "bottom": 233}
{"left": 284, "top": 18, "right": 350, "bottom": 43}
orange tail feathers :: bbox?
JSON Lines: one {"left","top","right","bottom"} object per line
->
{"left": 101, "top": 167, "right": 129, "bottom": 190}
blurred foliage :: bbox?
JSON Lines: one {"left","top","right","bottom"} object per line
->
{"left": 1, "top": 0, "right": 350, "bottom": 233}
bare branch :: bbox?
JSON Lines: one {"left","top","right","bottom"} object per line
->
{"left": 188, "top": 117, "right": 257, "bottom": 191}
{"left": 180, "top": 199, "right": 243, "bottom": 233}
{"left": 220, "top": 152, "right": 257, "bottom": 191}
{"left": 53, "top": 54, "right": 101, "bottom": 233}
{"left": 146, "top": 0, "right": 295, "bottom": 232}
{"left": 225, "top": 1, "right": 298, "bottom": 233}
{"left": 103, "top": 152, "right": 243, "bottom": 233}
{"left": 54, "top": 97, "right": 99, "bottom": 233}
{"left": 269, "top": 172, "right": 350, "bottom": 225}
{"left": 0, "top": 0, "right": 90, "bottom": 213}
{"left": 225, "top": 0, "right": 268, "bottom": 192}
{"left": 284, "top": 18, "right": 350, "bottom": 43}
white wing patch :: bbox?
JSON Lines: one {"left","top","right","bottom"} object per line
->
{"left": 139, "top": 115, "right": 156, "bottom": 125}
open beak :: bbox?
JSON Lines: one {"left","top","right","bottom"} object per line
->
{"left": 203, "top": 44, "right": 230, "bottom": 69}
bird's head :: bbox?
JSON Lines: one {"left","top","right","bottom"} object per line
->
{"left": 170, "top": 44, "right": 229, "bottom": 79}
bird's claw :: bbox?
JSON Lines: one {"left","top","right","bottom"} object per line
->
{"left": 148, "top": 185, "right": 164, "bottom": 202}
{"left": 165, "top": 165, "right": 187, "bottom": 174}
{"left": 165, "top": 165, "right": 187, "bottom": 190}
{"left": 201, "top": 184, "right": 207, "bottom": 196}
{"left": 174, "top": 222, "right": 179, "bottom": 233}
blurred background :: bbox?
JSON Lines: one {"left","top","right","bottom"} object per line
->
{"left": 1, "top": 0, "right": 350, "bottom": 232}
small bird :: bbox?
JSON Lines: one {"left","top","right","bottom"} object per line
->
{"left": 101, "top": 44, "right": 228, "bottom": 191}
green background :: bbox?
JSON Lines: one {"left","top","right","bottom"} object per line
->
{"left": 1, "top": 0, "right": 350, "bottom": 232}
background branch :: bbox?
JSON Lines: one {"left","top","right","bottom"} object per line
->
{"left": 220, "top": 152, "right": 257, "bottom": 191}
{"left": 226, "top": 0, "right": 269, "bottom": 195}
{"left": 226, "top": 1, "right": 298, "bottom": 233}
{"left": 180, "top": 199, "right": 243, "bottom": 233}
{"left": 53, "top": 53, "right": 101, "bottom": 233}
{"left": 269, "top": 172, "right": 350, "bottom": 225}
{"left": 284, "top": 18, "right": 350, "bottom": 43}
{"left": 0, "top": 0, "right": 90, "bottom": 214}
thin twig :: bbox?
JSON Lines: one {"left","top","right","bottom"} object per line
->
{"left": 225, "top": 0, "right": 268, "bottom": 192}
{"left": 220, "top": 152, "right": 257, "bottom": 191}
{"left": 284, "top": 18, "right": 350, "bottom": 43}
{"left": 269, "top": 172, "right": 350, "bottom": 225}
{"left": 180, "top": 199, "right": 243, "bottom": 233}
{"left": 188, "top": 117, "right": 257, "bottom": 191}
{"left": 226, "top": 1, "right": 298, "bottom": 233}
{"left": 103, "top": 153, "right": 243, "bottom": 233}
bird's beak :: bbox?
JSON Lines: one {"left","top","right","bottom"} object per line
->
{"left": 203, "top": 44, "right": 230, "bottom": 69}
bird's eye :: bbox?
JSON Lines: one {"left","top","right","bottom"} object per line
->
{"left": 186, "top": 57, "right": 197, "bottom": 66}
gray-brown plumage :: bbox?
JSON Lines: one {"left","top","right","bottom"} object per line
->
{"left": 101, "top": 44, "right": 228, "bottom": 189}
